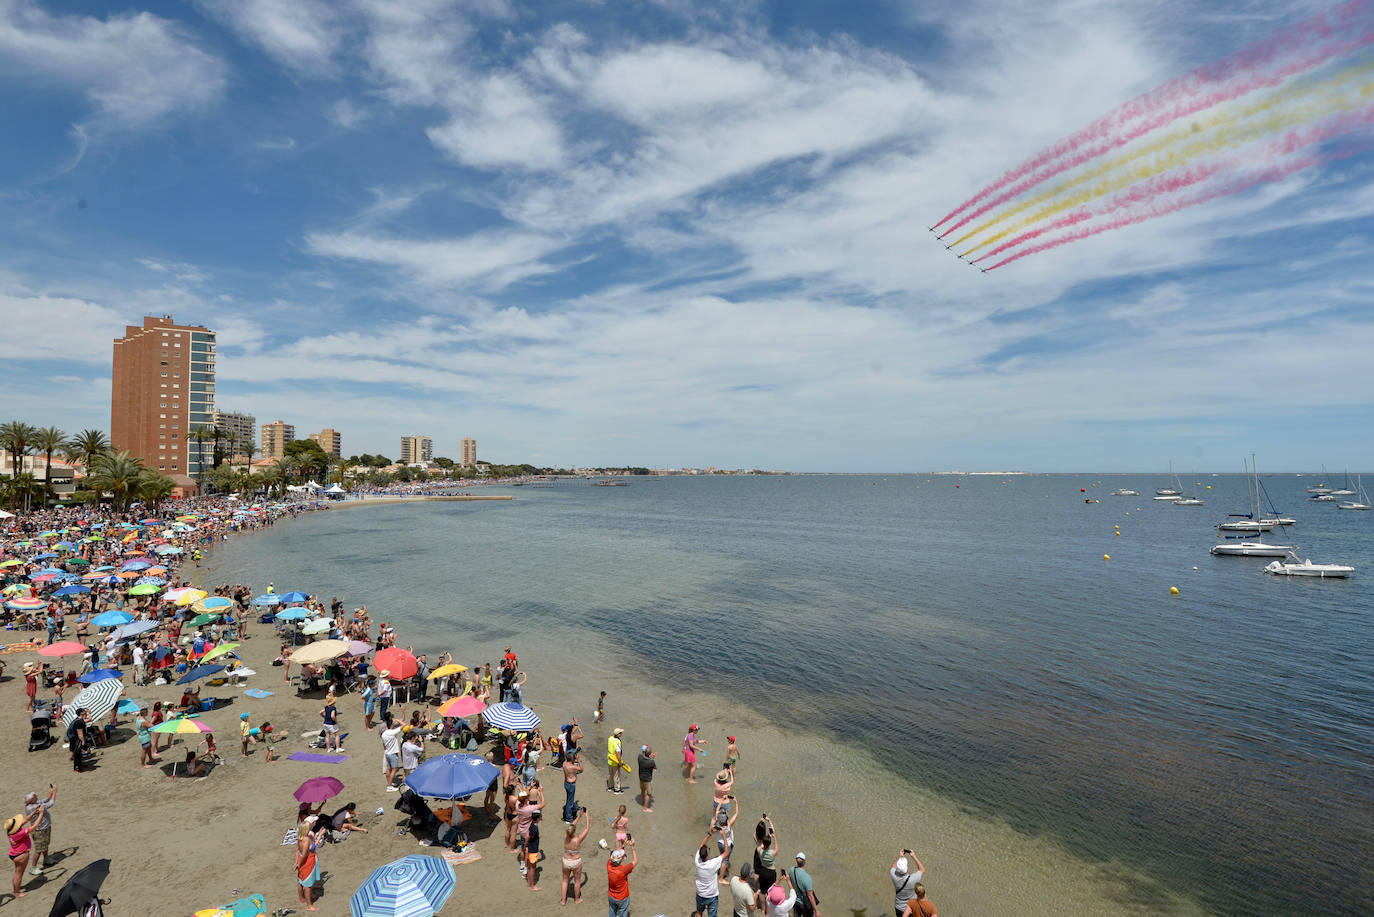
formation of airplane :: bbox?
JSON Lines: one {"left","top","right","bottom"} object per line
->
{"left": 929, "top": 226, "right": 988, "bottom": 272}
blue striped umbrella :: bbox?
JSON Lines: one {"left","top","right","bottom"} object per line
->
{"left": 78, "top": 668, "right": 123, "bottom": 684}
{"left": 481, "top": 702, "right": 540, "bottom": 732}
{"left": 277, "top": 591, "right": 310, "bottom": 604}
{"left": 252, "top": 593, "right": 280, "bottom": 606}
{"left": 350, "top": 854, "right": 456, "bottom": 917}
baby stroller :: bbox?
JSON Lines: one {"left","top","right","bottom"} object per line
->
{"left": 29, "top": 701, "right": 54, "bottom": 752}
{"left": 393, "top": 787, "right": 437, "bottom": 838}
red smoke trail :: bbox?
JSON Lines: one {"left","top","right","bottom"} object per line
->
{"left": 936, "top": 31, "right": 1374, "bottom": 239}
{"left": 983, "top": 100, "right": 1374, "bottom": 269}
{"left": 932, "top": 0, "right": 1373, "bottom": 230}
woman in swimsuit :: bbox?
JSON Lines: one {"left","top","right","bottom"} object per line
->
{"left": 295, "top": 815, "right": 324, "bottom": 912}
{"left": 712, "top": 768, "right": 734, "bottom": 823}
{"left": 503, "top": 784, "right": 520, "bottom": 850}
{"left": 560, "top": 807, "right": 590, "bottom": 906}
{"left": 611, "top": 804, "right": 630, "bottom": 849}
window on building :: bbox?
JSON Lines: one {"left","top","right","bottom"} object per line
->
{"left": 160, "top": 372, "right": 168, "bottom": 377}
{"left": 172, "top": 373, "right": 180, "bottom": 378}
{"left": 158, "top": 465, "right": 165, "bottom": 470}
{"left": 162, "top": 332, "right": 169, "bottom": 336}
{"left": 173, "top": 384, "right": 180, "bottom": 388}
{"left": 161, "top": 383, "right": 167, "bottom": 388}
{"left": 159, "top": 414, "right": 166, "bottom": 419}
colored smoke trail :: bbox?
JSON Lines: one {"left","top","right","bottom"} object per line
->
{"left": 959, "top": 66, "right": 1374, "bottom": 256}
{"left": 932, "top": 0, "right": 1374, "bottom": 229}
{"left": 951, "top": 58, "right": 1374, "bottom": 252}
{"left": 936, "top": 29, "right": 1374, "bottom": 240}
{"left": 982, "top": 99, "right": 1374, "bottom": 270}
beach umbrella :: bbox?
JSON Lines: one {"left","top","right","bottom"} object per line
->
{"left": 7, "top": 595, "right": 48, "bottom": 611}
{"left": 39, "top": 641, "right": 88, "bottom": 657}
{"left": 112, "top": 620, "right": 159, "bottom": 641}
{"left": 0, "top": 558, "right": 23, "bottom": 568}
{"left": 26, "top": 574, "right": 55, "bottom": 584}
{"left": 177, "top": 514, "right": 199, "bottom": 522}
{"left": 135, "top": 576, "right": 167, "bottom": 587}
{"left": 302, "top": 618, "right": 333, "bottom": 636}
{"left": 154, "top": 544, "right": 183, "bottom": 555}
{"left": 2, "top": 583, "right": 29, "bottom": 594}
{"left": 127, "top": 583, "right": 162, "bottom": 596}
{"left": 115, "top": 571, "right": 139, "bottom": 580}
{"left": 151, "top": 716, "right": 212, "bottom": 734}
{"left": 347, "top": 640, "right": 373, "bottom": 657}
{"left": 404, "top": 752, "right": 499, "bottom": 800}
{"left": 197, "top": 596, "right": 233, "bottom": 611}
{"left": 436, "top": 696, "right": 485, "bottom": 719}
{"left": 31, "top": 567, "right": 64, "bottom": 577}
{"left": 92, "top": 610, "right": 135, "bottom": 628}
{"left": 120, "top": 560, "right": 152, "bottom": 572}
{"left": 481, "top": 702, "right": 540, "bottom": 732}
{"left": 140, "top": 518, "right": 161, "bottom": 525}
{"left": 66, "top": 557, "right": 90, "bottom": 565}
{"left": 53, "top": 584, "right": 91, "bottom": 597}
{"left": 252, "top": 593, "right": 280, "bottom": 606}
{"left": 93, "top": 565, "right": 115, "bottom": 572}
{"left": 177, "top": 663, "right": 226, "bottom": 685}
{"left": 277, "top": 591, "right": 310, "bottom": 604}
{"left": 77, "top": 668, "right": 123, "bottom": 684}
{"left": 294, "top": 775, "right": 345, "bottom": 804}
{"left": 350, "top": 854, "right": 456, "bottom": 917}
{"left": 275, "top": 606, "right": 312, "bottom": 621}
{"left": 165, "top": 587, "right": 201, "bottom": 602}
{"left": 46, "top": 857, "right": 111, "bottom": 917}
{"left": 426, "top": 663, "right": 467, "bottom": 680}
{"left": 374, "top": 648, "right": 419, "bottom": 680}
{"left": 187, "top": 613, "right": 221, "bottom": 627}
{"left": 116, "top": 698, "right": 145, "bottom": 714}
{"left": 94, "top": 575, "right": 122, "bottom": 586}
{"left": 62, "top": 678, "right": 125, "bottom": 725}
{"left": 54, "top": 541, "right": 76, "bottom": 551}
{"left": 202, "top": 643, "right": 240, "bottom": 662}
{"left": 289, "top": 640, "right": 350, "bottom": 666}
{"left": 175, "top": 590, "right": 209, "bottom": 607}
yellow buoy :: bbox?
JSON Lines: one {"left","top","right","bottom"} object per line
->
{"left": 1205, "top": 485, "right": 1211, "bottom": 490}
{"left": 1115, "top": 531, "right": 1120, "bottom": 536}
{"left": 1103, "top": 554, "right": 1111, "bottom": 561}
{"left": 1169, "top": 586, "right": 1180, "bottom": 595}
{"left": 1193, "top": 566, "right": 1199, "bottom": 571}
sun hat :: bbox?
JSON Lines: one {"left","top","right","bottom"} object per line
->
{"left": 895, "top": 856, "right": 910, "bottom": 875}
{"left": 5, "top": 815, "right": 24, "bottom": 836}
{"left": 689, "top": 724, "right": 699, "bottom": 731}
{"left": 767, "top": 885, "right": 786, "bottom": 905}
{"left": 716, "top": 769, "right": 730, "bottom": 782}
{"left": 240, "top": 712, "right": 250, "bottom": 719}
{"left": 612, "top": 727, "right": 623, "bottom": 736}
{"left": 642, "top": 745, "right": 649, "bottom": 753}
{"left": 610, "top": 848, "right": 625, "bottom": 864}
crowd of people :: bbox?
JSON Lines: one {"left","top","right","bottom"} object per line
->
{"left": 3, "top": 494, "right": 940, "bottom": 916}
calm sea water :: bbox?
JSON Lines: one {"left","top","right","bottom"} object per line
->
{"left": 203, "top": 474, "right": 1374, "bottom": 915}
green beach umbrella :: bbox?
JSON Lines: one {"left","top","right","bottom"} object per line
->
{"left": 188, "top": 612, "right": 221, "bottom": 626}
{"left": 127, "top": 583, "right": 162, "bottom": 596}
{"left": 66, "top": 557, "right": 90, "bottom": 566}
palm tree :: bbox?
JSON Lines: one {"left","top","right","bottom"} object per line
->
{"left": 137, "top": 471, "right": 177, "bottom": 514}
{"left": 210, "top": 426, "right": 231, "bottom": 470}
{"left": 88, "top": 450, "right": 146, "bottom": 512}
{"left": 67, "top": 429, "right": 109, "bottom": 478}
{"left": 256, "top": 463, "right": 285, "bottom": 497}
{"left": 241, "top": 440, "right": 260, "bottom": 472}
{"left": 2, "top": 471, "right": 45, "bottom": 513}
{"left": 0, "top": 420, "right": 38, "bottom": 479}
{"left": 186, "top": 424, "right": 213, "bottom": 493}
{"left": 32, "top": 426, "right": 66, "bottom": 507}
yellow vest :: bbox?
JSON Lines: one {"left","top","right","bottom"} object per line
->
{"left": 607, "top": 736, "right": 621, "bottom": 766}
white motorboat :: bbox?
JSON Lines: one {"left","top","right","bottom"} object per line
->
{"left": 1218, "top": 519, "right": 1273, "bottom": 532}
{"left": 1175, "top": 497, "right": 1205, "bottom": 506}
{"left": 1153, "top": 494, "right": 1182, "bottom": 501}
{"left": 1264, "top": 558, "right": 1355, "bottom": 577}
{"left": 1211, "top": 541, "right": 1293, "bottom": 556}
{"left": 1310, "top": 494, "right": 1340, "bottom": 502}
{"left": 1263, "top": 516, "right": 1297, "bottom": 525}
{"left": 1111, "top": 489, "right": 1139, "bottom": 496}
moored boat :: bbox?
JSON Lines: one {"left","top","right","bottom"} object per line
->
{"left": 1263, "top": 558, "right": 1355, "bottom": 577}
{"left": 1211, "top": 541, "right": 1293, "bottom": 557}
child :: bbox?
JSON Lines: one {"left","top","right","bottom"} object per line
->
{"left": 594, "top": 691, "right": 606, "bottom": 723}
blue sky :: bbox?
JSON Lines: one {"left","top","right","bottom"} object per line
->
{"left": 2, "top": 0, "right": 1372, "bottom": 471}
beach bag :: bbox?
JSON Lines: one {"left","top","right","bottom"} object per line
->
{"left": 790, "top": 868, "right": 817, "bottom": 917}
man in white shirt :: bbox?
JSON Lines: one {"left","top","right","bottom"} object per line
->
{"left": 380, "top": 712, "right": 404, "bottom": 791}
{"left": 692, "top": 825, "right": 729, "bottom": 917}
{"left": 132, "top": 644, "right": 146, "bottom": 686}
{"left": 890, "top": 850, "right": 926, "bottom": 917}
{"left": 729, "top": 862, "right": 759, "bottom": 917}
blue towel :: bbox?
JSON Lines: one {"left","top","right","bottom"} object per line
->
{"left": 244, "top": 688, "right": 273, "bottom": 698}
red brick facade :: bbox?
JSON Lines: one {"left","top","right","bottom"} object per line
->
{"left": 111, "top": 316, "right": 217, "bottom": 479}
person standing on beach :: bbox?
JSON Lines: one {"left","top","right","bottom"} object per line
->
{"left": 606, "top": 727, "right": 625, "bottom": 793}
{"left": 415, "top": 654, "right": 430, "bottom": 703}
{"left": 320, "top": 693, "right": 341, "bottom": 753}
{"left": 789, "top": 853, "right": 820, "bottom": 917}
{"left": 684, "top": 724, "right": 707, "bottom": 783}
{"left": 361, "top": 677, "right": 376, "bottom": 731}
{"left": 900, "top": 884, "right": 937, "bottom": 917}
{"left": 381, "top": 713, "right": 404, "bottom": 791}
{"left": 377, "top": 671, "right": 393, "bottom": 721}
{"left": 295, "top": 815, "right": 324, "bottom": 912}
{"left": 606, "top": 838, "right": 637, "bottom": 917}
{"left": 890, "top": 850, "right": 925, "bottom": 917}
{"left": 594, "top": 691, "right": 606, "bottom": 723}
{"left": 20, "top": 786, "right": 56, "bottom": 876}
{"left": 724, "top": 736, "right": 741, "bottom": 774}
{"left": 6, "top": 809, "right": 44, "bottom": 899}
{"left": 561, "top": 747, "right": 583, "bottom": 822}
{"left": 564, "top": 718, "right": 583, "bottom": 758}
{"left": 692, "top": 825, "right": 729, "bottom": 917}
{"left": 637, "top": 745, "right": 658, "bottom": 812}
{"left": 730, "top": 862, "right": 759, "bottom": 917}
{"left": 561, "top": 808, "right": 590, "bottom": 905}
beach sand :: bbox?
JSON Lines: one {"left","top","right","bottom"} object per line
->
{"left": 1, "top": 502, "right": 1209, "bottom": 916}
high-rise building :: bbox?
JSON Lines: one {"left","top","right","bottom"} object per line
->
{"left": 399, "top": 435, "right": 433, "bottom": 465}
{"left": 213, "top": 410, "right": 256, "bottom": 456}
{"left": 262, "top": 420, "right": 296, "bottom": 460}
{"left": 310, "top": 428, "right": 342, "bottom": 457}
{"left": 111, "top": 315, "right": 216, "bottom": 480}
{"left": 460, "top": 437, "right": 477, "bottom": 468}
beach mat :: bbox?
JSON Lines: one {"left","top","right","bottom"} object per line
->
{"left": 244, "top": 688, "right": 273, "bottom": 698}
{"left": 281, "top": 827, "right": 299, "bottom": 846}
{"left": 441, "top": 847, "right": 481, "bottom": 866}
{"left": 288, "top": 752, "right": 348, "bottom": 764}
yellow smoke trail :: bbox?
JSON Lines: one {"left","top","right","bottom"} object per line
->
{"left": 951, "top": 60, "right": 1374, "bottom": 253}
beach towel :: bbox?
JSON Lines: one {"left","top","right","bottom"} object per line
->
{"left": 281, "top": 827, "right": 299, "bottom": 846}
{"left": 243, "top": 689, "right": 273, "bottom": 698}
{"left": 288, "top": 752, "right": 348, "bottom": 764}
{"left": 441, "top": 847, "right": 482, "bottom": 866}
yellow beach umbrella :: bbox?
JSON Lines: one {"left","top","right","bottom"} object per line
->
{"left": 427, "top": 663, "right": 468, "bottom": 680}
{"left": 175, "top": 590, "right": 209, "bottom": 606}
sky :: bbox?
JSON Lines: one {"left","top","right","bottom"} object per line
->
{"left": 2, "top": 0, "right": 1372, "bottom": 472}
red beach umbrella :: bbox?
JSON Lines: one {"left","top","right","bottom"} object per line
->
{"left": 374, "top": 648, "right": 418, "bottom": 680}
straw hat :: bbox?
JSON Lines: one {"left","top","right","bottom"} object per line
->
{"left": 4, "top": 815, "right": 23, "bottom": 836}
{"left": 22, "top": 662, "right": 36, "bottom": 675}
{"left": 716, "top": 769, "right": 731, "bottom": 783}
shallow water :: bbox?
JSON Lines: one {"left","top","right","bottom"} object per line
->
{"left": 203, "top": 475, "right": 1374, "bottom": 915}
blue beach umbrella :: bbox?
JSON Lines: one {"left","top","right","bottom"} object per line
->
{"left": 31, "top": 553, "right": 57, "bottom": 561}
{"left": 94, "top": 575, "right": 122, "bottom": 586}
{"left": 116, "top": 698, "right": 144, "bottom": 714}
{"left": 177, "top": 663, "right": 226, "bottom": 685}
{"left": 252, "top": 594, "right": 280, "bottom": 606}
{"left": 480, "top": 702, "right": 541, "bottom": 732}
{"left": 275, "top": 606, "right": 312, "bottom": 621}
{"left": 350, "top": 854, "right": 456, "bottom": 917}
{"left": 277, "top": 591, "right": 310, "bottom": 604}
{"left": 201, "top": 596, "right": 233, "bottom": 610}
{"left": 78, "top": 669, "right": 123, "bottom": 684}
{"left": 120, "top": 560, "right": 152, "bottom": 572}
{"left": 92, "top": 610, "right": 135, "bottom": 628}
{"left": 53, "top": 584, "right": 91, "bottom": 597}
{"left": 404, "top": 752, "right": 500, "bottom": 800}
{"left": 135, "top": 576, "right": 168, "bottom": 586}
{"left": 154, "top": 545, "right": 183, "bottom": 555}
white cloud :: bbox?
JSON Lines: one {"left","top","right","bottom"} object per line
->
{"left": 304, "top": 227, "right": 564, "bottom": 291}
{"left": 0, "top": 291, "right": 126, "bottom": 363}
{"left": 426, "top": 74, "right": 565, "bottom": 171}
{"left": 256, "top": 136, "right": 297, "bottom": 151}
{"left": 327, "top": 98, "right": 368, "bottom": 129}
{"left": 0, "top": 0, "right": 226, "bottom": 128}
{"left": 198, "top": 0, "right": 342, "bottom": 74}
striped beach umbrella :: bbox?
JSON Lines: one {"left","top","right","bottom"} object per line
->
{"left": 152, "top": 716, "right": 212, "bottom": 734}
{"left": 6, "top": 595, "right": 47, "bottom": 611}
{"left": 301, "top": 618, "right": 332, "bottom": 636}
{"left": 481, "top": 702, "right": 540, "bottom": 732}
{"left": 350, "top": 854, "right": 456, "bottom": 917}
{"left": 111, "top": 620, "right": 158, "bottom": 641}
{"left": 62, "top": 677, "right": 125, "bottom": 725}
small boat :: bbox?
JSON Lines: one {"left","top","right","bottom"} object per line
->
{"left": 1111, "top": 489, "right": 1139, "bottom": 496}
{"left": 1309, "top": 494, "right": 1340, "bottom": 502}
{"left": 1264, "top": 558, "right": 1355, "bottom": 578}
{"left": 1155, "top": 488, "right": 1182, "bottom": 497}
{"left": 1211, "top": 541, "right": 1294, "bottom": 557}
{"left": 1174, "top": 497, "right": 1205, "bottom": 506}
{"left": 1338, "top": 475, "right": 1371, "bottom": 510}
{"left": 1153, "top": 494, "right": 1182, "bottom": 501}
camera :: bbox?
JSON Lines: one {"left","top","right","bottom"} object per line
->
{"left": 579, "top": 806, "right": 587, "bottom": 813}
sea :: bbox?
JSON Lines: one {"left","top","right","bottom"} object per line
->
{"left": 201, "top": 474, "right": 1374, "bottom": 916}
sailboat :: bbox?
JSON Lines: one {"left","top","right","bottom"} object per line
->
{"left": 1174, "top": 471, "right": 1205, "bottom": 506}
{"left": 1338, "top": 475, "right": 1371, "bottom": 510}
{"left": 1306, "top": 466, "right": 1333, "bottom": 494}
{"left": 1212, "top": 458, "right": 1294, "bottom": 556}
{"left": 1327, "top": 470, "right": 1357, "bottom": 497}
{"left": 1154, "top": 460, "right": 1183, "bottom": 500}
